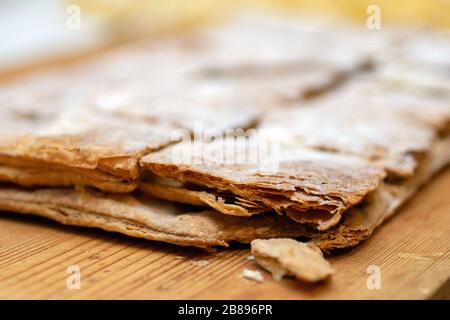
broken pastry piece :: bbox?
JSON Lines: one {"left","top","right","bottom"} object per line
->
{"left": 141, "top": 144, "right": 385, "bottom": 230}
{"left": 242, "top": 269, "right": 264, "bottom": 282}
{"left": 251, "top": 238, "right": 334, "bottom": 282}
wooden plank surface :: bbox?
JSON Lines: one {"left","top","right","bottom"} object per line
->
{"left": 0, "top": 168, "right": 449, "bottom": 300}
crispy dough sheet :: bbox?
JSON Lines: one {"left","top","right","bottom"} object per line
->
{"left": 139, "top": 137, "right": 449, "bottom": 248}
{"left": 196, "top": 13, "right": 389, "bottom": 76}
{"left": 140, "top": 71, "right": 450, "bottom": 227}
{"left": 375, "top": 30, "right": 450, "bottom": 96}
{"left": 335, "top": 78, "right": 450, "bottom": 137}
{"left": 0, "top": 187, "right": 312, "bottom": 248}
{"left": 0, "top": 89, "right": 260, "bottom": 192}
{"left": 141, "top": 145, "right": 385, "bottom": 230}
{"left": 259, "top": 73, "right": 450, "bottom": 180}
{"left": 314, "top": 136, "right": 450, "bottom": 250}
{"left": 139, "top": 182, "right": 342, "bottom": 231}
{"left": 260, "top": 91, "right": 447, "bottom": 179}
{"left": 0, "top": 102, "right": 177, "bottom": 191}
{"left": 0, "top": 83, "right": 257, "bottom": 192}
{"left": 0, "top": 164, "right": 137, "bottom": 193}
{"left": 139, "top": 182, "right": 264, "bottom": 217}
{"left": 0, "top": 138, "right": 447, "bottom": 249}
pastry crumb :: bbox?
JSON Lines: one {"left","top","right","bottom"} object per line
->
{"left": 242, "top": 268, "right": 263, "bottom": 282}
{"left": 251, "top": 238, "right": 334, "bottom": 283}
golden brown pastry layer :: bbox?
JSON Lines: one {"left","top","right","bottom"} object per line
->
{"left": 0, "top": 186, "right": 311, "bottom": 248}
{"left": 141, "top": 145, "right": 385, "bottom": 230}
{"left": 314, "top": 136, "right": 450, "bottom": 251}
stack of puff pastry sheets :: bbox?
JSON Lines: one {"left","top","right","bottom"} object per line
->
{"left": 0, "top": 13, "right": 449, "bottom": 282}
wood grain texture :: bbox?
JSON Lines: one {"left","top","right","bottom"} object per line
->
{"left": 0, "top": 168, "right": 449, "bottom": 300}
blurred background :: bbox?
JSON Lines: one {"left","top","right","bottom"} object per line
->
{"left": 75, "top": 0, "right": 450, "bottom": 28}
{"left": 0, "top": 0, "right": 449, "bottom": 76}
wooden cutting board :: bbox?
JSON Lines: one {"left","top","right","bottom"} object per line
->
{"left": 0, "top": 168, "right": 449, "bottom": 300}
